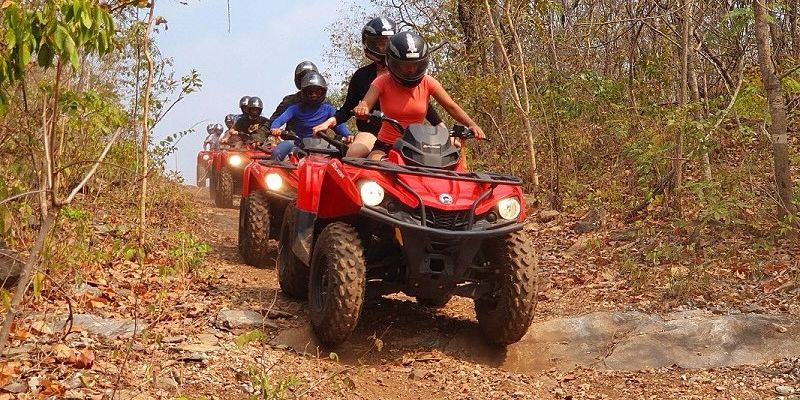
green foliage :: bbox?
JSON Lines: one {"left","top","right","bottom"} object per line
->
{"left": 165, "top": 232, "right": 210, "bottom": 275}
{"left": 0, "top": 0, "right": 115, "bottom": 112}
{"left": 247, "top": 367, "right": 303, "bottom": 400}
{"left": 235, "top": 329, "right": 265, "bottom": 347}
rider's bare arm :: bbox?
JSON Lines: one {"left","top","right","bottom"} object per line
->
{"left": 431, "top": 86, "right": 486, "bottom": 139}
{"left": 354, "top": 84, "right": 381, "bottom": 118}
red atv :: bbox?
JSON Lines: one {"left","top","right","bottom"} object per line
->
{"left": 209, "top": 141, "right": 272, "bottom": 209}
{"left": 280, "top": 112, "right": 537, "bottom": 346}
{"left": 238, "top": 135, "right": 343, "bottom": 268}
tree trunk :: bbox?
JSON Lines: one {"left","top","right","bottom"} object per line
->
{"left": 671, "top": 0, "right": 692, "bottom": 215}
{"left": 753, "top": 0, "right": 797, "bottom": 220}
{"left": 139, "top": 3, "right": 156, "bottom": 250}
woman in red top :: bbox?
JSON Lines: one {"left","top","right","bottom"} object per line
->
{"left": 353, "top": 31, "right": 486, "bottom": 159}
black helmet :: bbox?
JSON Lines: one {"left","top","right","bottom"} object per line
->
{"left": 386, "top": 31, "right": 430, "bottom": 87}
{"left": 224, "top": 114, "right": 235, "bottom": 128}
{"left": 212, "top": 123, "right": 224, "bottom": 134}
{"left": 294, "top": 61, "right": 318, "bottom": 90}
{"left": 362, "top": 17, "right": 396, "bottom": 63}
{"left": 246, "top": 97, "right": 263, "bottom": 119}
{"left": 239, "top": 96, "right": 251, "bottom": 114}
{"left": 299, "top": 72, "right": 328, "bottom": 106}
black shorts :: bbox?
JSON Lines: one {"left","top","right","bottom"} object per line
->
{"left": 372, "top": 140, "right": 392, "bottom": 154}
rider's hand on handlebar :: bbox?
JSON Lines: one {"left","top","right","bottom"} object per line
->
{"left": 312, "top": 117, "right": 336, "bottom": 135}
{"left": 469, "top": 124, "right": 487, "bottom": 140}
{"left": 353, "top": 101, "right": 370, "bottom": 119}
{"left": 343, "top": 135, "right": 355, "bottom": 144}
{"left": 270, "top": 128, "right": 282, "bottom": 138}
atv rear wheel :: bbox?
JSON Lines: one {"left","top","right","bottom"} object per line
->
{"left": 241, "top": 191, "right": 272, "bottom": 267}
{"left": 309, "top": 222, "right": 366, "bottom": 345}
{"left": 277, "top": 204, "right": 308, "bottom": 299}
{"left": 215, "top": 167, "right": 234, "bottom": 208}
{"left": 474, "top": 231, "right": 538, "bottom": 346}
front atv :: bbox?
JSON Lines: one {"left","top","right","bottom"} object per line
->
{"left": 291, "top": 112, "right": 538, "bottom": 346}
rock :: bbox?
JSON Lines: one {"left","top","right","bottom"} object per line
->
{"left": 446, "top": 311, "right": 800, "bottom": 372}
{"left": 608, "top": 228, "right": 638, "bottom": 242}
{"left": 238, "top": 383, "right": 255, "bottom": 394}
{"left": 108, "top": 389, "right": 156, "bottom": 400}
{"left": 162, "top": 335, "right": 186, "bottom": 344}
{"left": 74, "top": 283, "right": 102, "bottom": 297}
{"left": 3, "top": 381, "right": 29, "bottom": 393}
{"left": 197, "top": 333, "right": 219, "bottom": 345}
{"left": 0, "top": 242, "right": 23, "bottom": 289}
{"left": 6, "top": 343, "right": 34, "bottom": 356}
{"left": 409, "top": 369, "right": 431, "bottom": 380}
{"left": 65, "top": 372, "right": 84, "bottom": 390}
{"left": 155, "top": 376, "right": 179, "bottom": 391}
{"left": 64, "top": 389, "right": 87, "bottom": 399}
{"left": 565, "top": 236, "right": 591, "bottom": 255}
{"left": 572, "top": 208, "right": 606, "bottom": 233}
{"left": 173, "top": 343, "right": 221, "bottom": 353}
{"left": 51, "top": 314, "right": 144, "bottom": 338}
{"left": 538, "top": 210, "right": 560, "bottom": 223}
{"left": 776, "top": 386, "right": 796, "bottom": 395}
{"left": 215, "top": 310, "right": 277, "bottom": 330}
{"left": 178, "top": 352, "right": 208, "bottom": 362}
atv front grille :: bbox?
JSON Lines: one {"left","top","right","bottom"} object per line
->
{"left": 424, "top": 208, "right": 471, "bottom": 230}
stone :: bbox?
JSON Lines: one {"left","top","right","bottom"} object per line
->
{"left": 776, "top": 386, "right": 796, "bottom": 395}
{"left": 538, "top": 210, "right": 560, "bottom": 223}
{"left": 155, "top": 376, "right": 179, "bottom": 391}
{"left": 197, "top": 333, "right": 219, "bottom": 345}
{"left": 572, "top": 208, "right": 606, "bottom": 233}
{"left": 51, "top": 314, "right": 144, "bottom": 338}
{"left": 178, "top": 352, "right": 209, "bottom": 362}
{"left": 64, "top": 389, "right": 87, "bottom": 399}
{"left": 565, "top": 236, "right": 591, "bottom": 255}
{"left": 5, "top": 343, "right": 34, "bottom": 356}
{"left": 608, "top": 228, "right": 638, "bottom": 242}
{"left": 445, "top": 311, "right": 800, "bottom": 372}
{"left": 3, "top": 381, "right": 29, "bottom": 393}
{"left": 0, "top": 242, "right": 23, "bottom": 289}
{"left": 215, "top": 310, "right": 277, "bottom": 330}
{"left": 65, "top": 372, "right": 84, "bottom": 390}
{"left": 173, "top": 343, "right": 221, "bottom": 353}
{"left": 108, "top": 389, "right": 156, "bottom": 400}
{"left": 162, "top": 335, "right": 186, "bottom": 344}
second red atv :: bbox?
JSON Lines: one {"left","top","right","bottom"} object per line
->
{"left": 280, "top": 112, "right": 538, "bottom": 347}
{"left": 238, "top": 135, "right": 344, "bottom": 268}
{"left": 209, "top": 140, "right": 272, "bottom": 209}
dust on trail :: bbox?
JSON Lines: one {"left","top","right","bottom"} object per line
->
{"left": 185, "top": 186, "right": 796, "bottom": 399}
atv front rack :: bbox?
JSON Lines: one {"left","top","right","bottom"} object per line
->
{"left": 256, "top": 160, "right": 297, "bottom": 170}
{"left": 341, "top": 158, "right": 522, "bottom": 185}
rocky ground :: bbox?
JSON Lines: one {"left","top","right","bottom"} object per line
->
{"left": 2, "top": 185, "right": 799, "bottom": 399}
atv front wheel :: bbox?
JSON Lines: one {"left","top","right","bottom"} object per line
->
{"left": 215, "top": 167, "right": 234, "bottom": 208}
{"left": 309, "top": 222, "right": 366, "bottom": 345}
{"left": 474, "top": 231, "right": 538, "bottom": 346}
{"left": 196, "top": 164, "right": 207, "bottom": 187}
{"left": 208, "top": 170, "right": 217, "bottom": 201}
{"left": 237, "top": 195, "right": 249, "bottom": 255}
{"left": 240, "top": 191, "right": 272, "bottom": 267}
{"left": 277, "top": 204, "right": 309, "bottom": 299}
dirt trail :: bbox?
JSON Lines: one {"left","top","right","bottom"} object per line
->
{"left": 183, "top": 186, "right": 797, "bottom": 399}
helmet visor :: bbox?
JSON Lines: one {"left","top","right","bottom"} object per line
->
{"left": 387, "top": 57, "right": 429, "bottom": 82}
{"left": 364, "top": 36, "right": 390, "bottom": 57}
{"left": 247, "top": 107, "right": 262, "bottom": 118}
{"left": 302, "top": 87, "right": 327, "bottom": 103}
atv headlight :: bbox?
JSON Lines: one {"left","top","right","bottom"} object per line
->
{"left": 497, "top": 197, "right": 521, "bottom": 220}
{"left": 202, "top": 154, "right": 210, "bottom": 161}
{"left": 358, "top": 180, "right": 384, "bottom": 207}
{"left": 229, "top": 154, "right": 244, "bottom": 167}
{"left": 265, "top": 173, "right": 283, "bottom": 191}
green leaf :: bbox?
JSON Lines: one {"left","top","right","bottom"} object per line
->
{"left": 64, "top": 34, "right": 79, "bottom": 69}
{"left": 18, "top": 40, "right": 30, "bottom": 67}
{"left": 37, "top": 42, "right": 54, "bottom": 68}
{"left": 80, "top": 8, "right": 92, "bottom": 29}
{"left": 32, "top": 271, "right": 44, "bottom": 300}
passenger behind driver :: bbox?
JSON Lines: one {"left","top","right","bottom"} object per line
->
{"left": 353, "top": 31, "right": 485, "bottom": 160}
{"left": 269, "top": 72, "right": 352, "bottom": 161}
{"left": 203, "top": 123, "right": 221, "bottom": 150}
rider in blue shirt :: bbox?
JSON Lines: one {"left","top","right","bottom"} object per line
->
{"left": 270, "top": 72, "right": 352, "bottom": 160}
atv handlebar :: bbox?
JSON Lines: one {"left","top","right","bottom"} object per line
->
{"left": 368, "top": 111, "right": 488, "bottom": 141}
{"left": 276, "top": 129, "right": 349, "bottom": 157}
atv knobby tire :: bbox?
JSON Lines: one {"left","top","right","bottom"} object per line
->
{"left": 309, "top": 222, "right": 366, "bottom": 345}
{"left": 240, "top": 191, "right": 272, "bottom": 267}
{"left": 208, "top": 170, "right": 217, "bottom": 201}
{"left": 215, "top": 167, "right": 234, "bottom": 208}
{"left": 474, "top": 231, "right": 538, "bottom": 346}
{"left": 196, "top": 164, "right": 207, "bottom": 187}
{"left": 277, "top": 204, "right": 308, "bottom": 299}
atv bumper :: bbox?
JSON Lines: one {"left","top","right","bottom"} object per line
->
{"left": 359, "top": 207, "right": 522, "bottom": 238}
